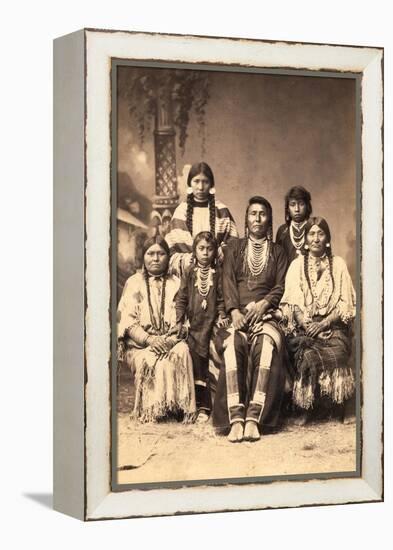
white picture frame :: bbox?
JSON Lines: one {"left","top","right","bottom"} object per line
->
{"left": 53, "top": 28, "right": 383, "bottom": 520}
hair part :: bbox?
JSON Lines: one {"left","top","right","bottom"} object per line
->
{"left": 187, "top": 162, "right": 215, "bottom": 188}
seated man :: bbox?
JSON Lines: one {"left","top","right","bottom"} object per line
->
{"left": 212, "top": 196, "right": 289, "bottom": 442}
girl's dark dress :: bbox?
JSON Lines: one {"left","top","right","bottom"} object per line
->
{"left": 176, "top": 266, "right": 225, "bottom": 412}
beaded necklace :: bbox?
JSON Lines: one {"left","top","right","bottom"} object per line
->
{"left": 307, "top": 254, "right": 333, "bottom": 311}
{"left": 245, "top": 237, "right": 270, "bottom": 277}
{"left": 194, "top": 265, "right": 214, "bottom": 310}
{"left": 145, "top": 274, "right": 167, "bottom": 334}
{"left": 289, "top": 220, "right": 307, "bottom": 253}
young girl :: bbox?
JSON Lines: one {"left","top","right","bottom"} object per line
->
{"left": 276, "top": 186, "right": 312, "bottom": 266}
{"left": 176, "top": 231, "right": 229, "bottom": 423}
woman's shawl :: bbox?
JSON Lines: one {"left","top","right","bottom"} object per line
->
{"left": 117, "top": 272, "right": 179, "bottom": 347}
{"left": 165, "top": 199, "right": 239, "bottom": 275}
{"left": 280, "top": 254, "right": 356, "bottom": 333}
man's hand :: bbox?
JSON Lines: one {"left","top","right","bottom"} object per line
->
{"left": 244, "top": 300, "right": 269, "bottom": 324}
{"left": 231, "top": 309, "right": 247, "bottom": 330}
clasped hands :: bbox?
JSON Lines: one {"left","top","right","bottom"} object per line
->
{"left": 146, "top": 335, "right": 176, "bottom": 357}
{"left": 302, "top": 319, "right": 330, "bottom": 338}
{"left": 231, "top": 300, "right": 282, "bottom": 331}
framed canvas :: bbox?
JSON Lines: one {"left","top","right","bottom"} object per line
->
{"left": 53, "top": 28, "right": 383, "bottom": 520}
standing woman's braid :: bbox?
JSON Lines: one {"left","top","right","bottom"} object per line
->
{"left": 208, "top": 193, "right": 216, "bottom": 236}
{"left": 186, "top": 193, "right": 194, "bottom": 234}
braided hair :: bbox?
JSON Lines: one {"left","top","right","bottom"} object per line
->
{"left": 285, "top": 186, "right": 312, "bottom": 225}
{"left": 142, "top": 236, "right": 169, "bottom": 334}
{"left": 186, "top": 162, "right": 216, "bottom": 237}
{"left": 303, "top": 217, "right": 334, "bottom": 300}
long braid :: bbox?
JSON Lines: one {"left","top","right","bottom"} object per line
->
{"left": 304, "top": 249, "right": 313, "bottom": 301}
{"left": 326, "top": 245, "right": 335, "bottom": 296}
{"left": 208, "top": 193, "right": 216, "bottom": 236}
{"left": 144, "top": 267, "right": 167, "bottom": 334}
{"left": 186, "top": 193, "right": 194, "bottom": 235}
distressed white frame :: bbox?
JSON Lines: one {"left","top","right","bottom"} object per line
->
{"left": 83, "top": 30, "right": 383, "bottom": 520}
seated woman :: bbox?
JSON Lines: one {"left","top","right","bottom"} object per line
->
{"left": 117, "top": 236, "right": 196, "bottom": 423}
{"left": 212, "top": 196, "right": 288, "bottom": 442}
{"left": 280, "top": 217, "right": 356, "bottom": 422}
{"left": 165, "top": 161, "right": 239, "bottom": 275}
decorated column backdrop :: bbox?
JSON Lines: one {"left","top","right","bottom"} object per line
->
{"left": 117, "top": 67, "right": 356, "bottom": 279}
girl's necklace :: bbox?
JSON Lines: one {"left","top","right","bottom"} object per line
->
{"left": 289, "top": 221, "right": 307, "bottom": 251}
{"left": 195, "top": 265, "right": 214, "bottom": 310}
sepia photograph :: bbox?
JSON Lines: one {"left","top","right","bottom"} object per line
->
{"left": 113, "top": 62, "right": 360, "bottom": 488}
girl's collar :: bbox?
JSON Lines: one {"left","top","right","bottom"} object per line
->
{"left": 192, "top": 199, "right": 209, "bottom": 207}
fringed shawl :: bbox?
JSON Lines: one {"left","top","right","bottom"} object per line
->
{"left": 280, "top": 255, "right": 356, "bottom": 333}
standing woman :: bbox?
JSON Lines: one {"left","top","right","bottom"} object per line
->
{"left": 276, "top": 186, "right": 312, "bottom": 265}
{"left": 280, "top": 217, "right": 356, "bottom": 421}
{"left": 165, "top": 162, "right": 239, "bottom": 275}
{"left": 117, "top": 236, "right": 196, "bottom": 423}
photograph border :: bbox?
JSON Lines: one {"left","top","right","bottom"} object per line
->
{"left": 53, "top": 28, "right": 383, "bottom": 521}
{"left": 110, "top": 59, "right": 363, "bottom": 492}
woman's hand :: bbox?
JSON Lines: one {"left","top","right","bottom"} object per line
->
{"left": 147, "top": 335, "right": 170, "bottom": 356}
{"left": 244, "top": 300, "right": 269, "bottom": 325}
{"left": 305, "top": 320, "right": 329, "bottom": 338}
{"left": 231, "top": 309, "right": 247, "bottom": 330}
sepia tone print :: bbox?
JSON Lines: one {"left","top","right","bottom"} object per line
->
{"left": 114, "top": 63, "right": 358, "bottom": 487}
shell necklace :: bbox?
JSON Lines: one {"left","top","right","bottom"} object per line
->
{"left": 246, "top": 237, "right": 270, "bottom": 277}
{"left": 289, "top": 220, "right": 307, "bottom": 252}
{"left": 195, "top": 265, "right": 214, "bottom": 310}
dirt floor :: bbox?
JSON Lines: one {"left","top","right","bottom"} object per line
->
{"left": 116, "top": 370, "right": 357, "bottom": 486}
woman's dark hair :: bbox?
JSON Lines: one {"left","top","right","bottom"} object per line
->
{"left": 285, "top": 186, "right": 312, "bottom": 224}
{"left": 142, "top": 235, "right": 170, "bottom": 273}
{"left": 186, "top": 162, "right": 216, "bottom": 237}
{"left": 244, "top": 195, "right": 273, "bottom": 240}
{"left": 303, "top": 216, "right": 334, "bottom": 299}
{"left": 192, "top": 231, "right": 218, "bottom": 266}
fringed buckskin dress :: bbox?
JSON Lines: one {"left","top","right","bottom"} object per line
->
{"left": 117, "top": 272, "right": 196, "bottom": 422}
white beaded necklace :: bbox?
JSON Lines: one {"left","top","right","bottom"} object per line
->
{"left": 246, "top": 237, "right": 270, "bottom": 277}
{"left": 289, "top": 220, "right": 307, "bottom": 251}
{"left": 194, "top": 265, "right": 214, "bottom": 310}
